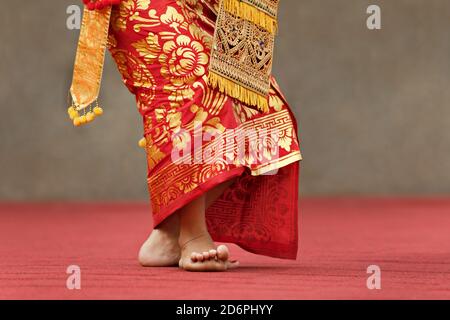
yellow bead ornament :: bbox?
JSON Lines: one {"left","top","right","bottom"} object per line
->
{"left": 86, "top": 112, "right": 96, "bottom": 123}
{"left": 68, "top": 106, "right": 79, "bottom": 120}
{"left": 93, "top": 106, "right": 104, "bottom": 116}
{"left": 68, "top": 106, "right": 75, "bottom": 116}
{"left": 138, "top": 137, "right": 147, "bottom": 148}
{"left": 68, "top": 100, "right": 103, "bottom": 126}
{"left": 73, "top": 117, "right": 82, "bottom": 127}
{"left": 79, "top": 115, "right": 87, "bottom": 125}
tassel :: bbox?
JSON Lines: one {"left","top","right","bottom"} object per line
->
{"left": 208, "top": 71, "right": 269, "bottom": 113}
{"left": 223, "top": 0, "right": 277, "bottom": 33}
{"left": 67, "top": 93, "right": 104, "bottom": 127}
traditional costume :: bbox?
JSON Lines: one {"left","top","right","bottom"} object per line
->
{"left": 68, "top": 0, "right": 302, "bottom": 259}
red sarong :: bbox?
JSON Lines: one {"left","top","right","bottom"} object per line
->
{"left": 108, "top": 0, "right": 302, "bottom": 259}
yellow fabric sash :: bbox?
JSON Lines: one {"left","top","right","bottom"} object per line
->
{"left": 67, "top": 6, "right": 112, "bottom": 125}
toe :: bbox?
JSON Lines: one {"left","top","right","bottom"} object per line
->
{"left": 191, "top": 252, "right": 198, "bottom": 262}
{"left": 202, "top": 251, "right": 210, "bottom": 260}
{"left": 217, "top": 245, "right": 230, "bottom": 262}
{"left": 209, "top": 249, "right": 217, "bottom": 259}
{"left": 196, "top": 253, "right": 204, "bottom": 262}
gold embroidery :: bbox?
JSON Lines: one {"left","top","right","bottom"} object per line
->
{"left": 110, "top": 49, "right": 155, "bottom": 89}
{"left": 251, "top": 151, "right": 302, "bottom": 176}
{"left": 159, "top": 25, "right": 211, "bottom": 106}
{"left": 111, "top": 0, "right": 152, "bottom": 31}
{"left": 207, "top": 0, "right": 280, "bottom": 113}
{"left": 148, "top": 108, "right": 300, "bottom": 215}
{"left": 132, "top": 32, "right": 161, "bottom": 65}
{"left": 146, "top": 144, "right": 166, "bottom": 171}
{"left": 160, "top": 6, "right": 189, "bottom": 32}
{"left": 223, "top": 0, "right": 278, "bottom": 33}
{"left": 193, "top": 80, "right": 228, "bottom": 116}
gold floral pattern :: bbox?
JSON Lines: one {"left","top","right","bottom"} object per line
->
{"left": 107, "top": 0, "right": 301, "bottom": 218}
{"left": 111, "top": 0, "right": 155, "bottom": 31}
{"left": 159, "top": 25, "right": 211, "bottom": 106}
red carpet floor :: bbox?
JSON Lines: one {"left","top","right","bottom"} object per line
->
{"left": 0, "top": 198, "right": 449, "bottom": 300}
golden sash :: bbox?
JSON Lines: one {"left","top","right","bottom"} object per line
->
{"left": 67, "top": 6, "right": 112, "bottom": 126}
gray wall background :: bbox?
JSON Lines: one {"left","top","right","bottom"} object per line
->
{"left": 1, "top": 0, "right": 450, "bottom": 201}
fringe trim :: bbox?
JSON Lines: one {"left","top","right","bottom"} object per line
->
{"left": 208, "top": 71, "right": 269, "bottom": 113}
{"left": 223, "top": 0, "right": 277, "bottom": 33}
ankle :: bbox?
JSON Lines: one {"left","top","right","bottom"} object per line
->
{"left": 151, "top": 228, "right": 179, "bottom": 243}
{"left": 155, "top": 215, "right": 180, "bottom": 237}
{"left": 178, "top": 230, "right": 210, "bottom": 248}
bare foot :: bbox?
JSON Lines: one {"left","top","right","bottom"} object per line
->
{"left": 138, "top": 229, "right": 181, "bottom": 267}
{"left": 138, "top": 214, "right": 181, "bottom": 267}
{"left": 178, "top": 234, "right": 239, "bottom": 272}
